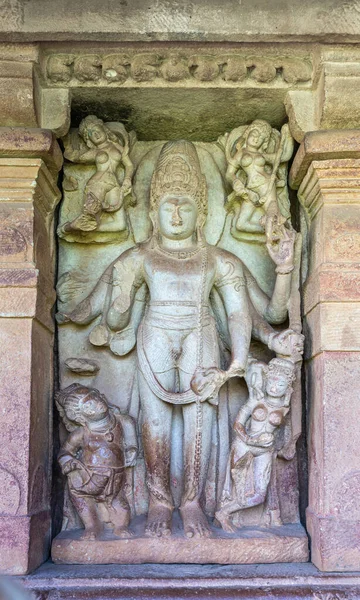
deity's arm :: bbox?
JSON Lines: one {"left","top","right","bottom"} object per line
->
{"left": 225, "top": 150, "right": 243, "bottom": 184}
{"left": 121, "top": 148, "right": 134, "bottom": 184}
{"left": 64, "top": 144, "right": 97, "bottom": 164}
{"left": 106, "top": 247, "right": 145, "bottom": 332}
{"left": 214, "top": 251, "right": 252, "bottom": 375}
{"left": 264, "top": 125, "right": 294, "bottom": 165}
{"left": 58, "top": 428, "right": 84, "bottom": 470}
{"left": 234, "top": 402, "right": 252, "bottom": 433}
{"left": 57, "top": 265, "right": 114, "bottom": 326}
{"left": 246, "top": 270, "right": 291, "bottom": 325}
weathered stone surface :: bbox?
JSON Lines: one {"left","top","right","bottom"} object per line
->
{"left": 1, "top": 1, "right": 360, "bottom": 43}
{"left": 0, "top": 131, "right": 61, "bottom": 574}
{"left": 19, "top": 561, "right": 360, "bottom": 600}
{"left": 0, "top": 128, "right": 63, "bottom": 175}
{"left": 292, "top": 131, "right": 360, "bottom": 571}
{"left": 52, "top": 515, "right": 308, "bottom": 565}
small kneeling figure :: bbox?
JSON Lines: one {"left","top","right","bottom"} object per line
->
{"left": 55, "top": 383, "right": 137, "bottom": 540}
{"left": 215, "top": 357, "right": 295, "bottom": 533}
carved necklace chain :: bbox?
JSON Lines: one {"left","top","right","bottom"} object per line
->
{"left": 155, "top": 238, "right": 203, "bottom": 260}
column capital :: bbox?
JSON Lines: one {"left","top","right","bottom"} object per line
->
{"left": 290, "top": 129, "right": 360, "bottom": 190}
{"left": 0, "top": 127, "right": 62, "bottom": 177}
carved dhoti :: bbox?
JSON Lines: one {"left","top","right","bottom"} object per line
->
{"left": 137, "top": 303, "right": 219, "bottom": 508}
{"left": 68, "top": 464, "right": 125, "bottom": 504}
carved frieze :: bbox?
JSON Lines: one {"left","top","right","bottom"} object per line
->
{"left": 44, "top": 50, "right": 313, "bottom": 87}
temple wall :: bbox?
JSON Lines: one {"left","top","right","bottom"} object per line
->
{"left": 0, "top": 2, "right": 359, "bottom": 597}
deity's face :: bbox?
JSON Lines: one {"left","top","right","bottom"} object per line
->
{"left": 158, "top": 196, "right": 198, "bottom": 240}
{"left": 265, "top": 373, "right": 288, "bottom": 398}
{"left": 80, "top": 391, "right": 108, "bottom": 420}
{"left": 86, "top": 122, "right": 107, "bottom": 146}
{"left": 247, "top": 128, "right": 266, "bottom": 150}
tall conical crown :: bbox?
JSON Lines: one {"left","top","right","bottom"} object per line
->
{"left": 150, "top": 140, "right": 207, "bottom": 219}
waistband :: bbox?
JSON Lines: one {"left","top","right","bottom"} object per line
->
{"left": 144, "top": 306, "right": 213, "bottom": 330}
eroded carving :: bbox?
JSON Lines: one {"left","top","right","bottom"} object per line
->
{"left": 215, "top": 357, "right": 297, "bottom": 532}
{"left": 223, "top": 120, "right": 294, "bottom": 244}
{"left": 45, "top": 52, "right": 312, "bottom": 87}
{"left": 53, "top": 121, "right": 307, "bottom": 564}
{"left": 56, "top": 383, "right": 137, "bottom": 540}
{"left": 59, "top": 116, "right": 135, "bottom": 236}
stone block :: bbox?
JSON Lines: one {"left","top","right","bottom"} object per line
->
{"left": 304, "top": 302, "right": 360, "bottom": 357}
{"left": 306, "top": 352, "right": 360, "bottom": 570}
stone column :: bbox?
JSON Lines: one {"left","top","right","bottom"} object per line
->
{"left": 290, "top": 130, "right": 360, "bottom": 572}
{"left": 0, "top": 128, "right": 62, "bottom": 574}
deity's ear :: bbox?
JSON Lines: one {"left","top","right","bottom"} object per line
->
{"left": 66, "top": 409, "right": 77, "bottom": 422}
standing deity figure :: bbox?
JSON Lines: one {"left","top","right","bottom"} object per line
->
{"left": 59, "top": 140, "right": 301, "bottom": 539}
{"left": 224, "top": 119, "right": 294, "bottom": 245}
{"left": 215, "top": 357, "right": 296, "bottom": 533}
{"left": 61, "top": 115, "right": 135, "bottom": 233}
{"left": 56, "top": 384, "right": 137, "bottom": 540}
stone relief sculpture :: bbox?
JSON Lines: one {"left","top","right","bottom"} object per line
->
{"left": 58, "top": 115, "right": 135, "bottom": 237}
{"left": 53, "top": 119, "right": 308, "bottom": 564}
{"left": 223, "top": 120, "right": 294, "bottom": 244}
{"left": 215, "top": 357, "right": 296, "bottom": 533}
{"left": 56, "top": 383, "right": 137, "bottom": 540}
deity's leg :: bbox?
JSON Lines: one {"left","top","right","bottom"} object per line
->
{"left": 67, "top": 470, "right": 104, "bottom": 540}
{"left": 138, "top": 369, "right": 175, "bottom": 537}
{"left": 108, "top": 493, "right": 133, "bottom": 538}
{"left": 243, "top": 451, "right": 273, "bottom": 508}
{"left": 180, "top": 396, "right": 214, "bottom": 538}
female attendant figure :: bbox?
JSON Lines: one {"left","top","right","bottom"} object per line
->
{"left": 215, "top": 357, "right": 296, "bottom": 533}
{"left": 224, "top": 119, "right": 294, "bottom": 244}
{"left": 61, "top": 115, "right": 134, "bottom": 233}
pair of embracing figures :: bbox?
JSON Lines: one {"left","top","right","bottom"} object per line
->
{"left": 59, "top": 139, "right": 303, "bottom": 539}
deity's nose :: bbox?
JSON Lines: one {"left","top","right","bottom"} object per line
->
{"left": 171, "top": 206, "right": 183, "bottom": 226}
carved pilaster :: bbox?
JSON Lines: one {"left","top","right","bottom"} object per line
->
{"left": 290, "top": 130, "right": 360, "bottom": 571}
{"left": 0, "top": 128, "right": 62, "bottom": 574}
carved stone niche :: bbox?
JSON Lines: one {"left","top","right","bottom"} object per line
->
{"left": 51, "top": 111, "right": 308, "bottom": 566}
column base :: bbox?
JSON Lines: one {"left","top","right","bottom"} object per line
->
{"left": 21, "top": 561, "right": 360, "bottom": 600}
{"left": 307, "top": 508, "right": 360, "bottom": 571}
{"left": 0, "top": 511, "right": 51, "bottom": 574}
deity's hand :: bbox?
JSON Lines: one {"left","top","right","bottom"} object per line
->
{"left": 233, "top": 179, "right": 248, "bottom": 198}
{"left": 56, "top": 312, "right": 71, "bottom": 324}
{"left": 121, "top": 177, "right": 132, "bottom": 196}
{"left": 245, "top": 360, "right": 265, "bottom": 402}
{"left": 269, "top": 328, "right": 304, "bottom": 359}
{"left": 125, "top": 448, "right": 137, "bottom": 468}
{"left": 61, "top": 460, "right": 79, "bottom": 475}
{"left": 266, "top": 222, "right": 296, "bottom": 271}
{"left": 191, "top": 367, "right": 227, "bottom": 404}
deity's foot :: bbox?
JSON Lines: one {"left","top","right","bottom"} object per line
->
{"left": 79, "top": 525, "right": 103, "bottom": 541}
{"left": 145, "top": 504, "right": 172, "bottom": 538}
{"left": 62, "top": 214, "right": 98, "bottom": 233}
{"left": 214, "top": 509, "right": 237, "bottom": 534}
{"left": 113, "top": 526, "right": 134, "bottom": 538}
{"left": 180, "top": 499, "right": 212, "bottom": 538}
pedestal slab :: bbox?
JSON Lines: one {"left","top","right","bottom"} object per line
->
{"left": 52, "top": 514, "right": 308, "bottom": 565}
